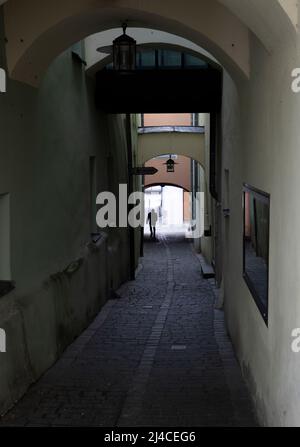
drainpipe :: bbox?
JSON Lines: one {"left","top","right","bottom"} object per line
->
{"left": 140, "top": 174, "right": 145, "bottom": 258}
{"left": 209, "top": 111, "right": 223, "bottom": 286}
{"left": 209, "top": 112, "right": 218, "bottom": 201}
{"left": 126, "top": 113, "right": 136, "bottom": 281}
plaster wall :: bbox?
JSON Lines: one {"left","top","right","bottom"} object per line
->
{"left": 221, "top": 31, "right": 300, "bottom": 426}
{"left": 0, "top": 30, "right": 130, "bottom": 414}
{"left": 0, "top": 236, "right": 109, "bottom": 415}
{"left": 0, "top": 46, "right": 128, "bottom": 294}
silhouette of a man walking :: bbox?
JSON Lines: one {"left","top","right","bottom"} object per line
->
{"left": 147, "top": 209, "right": 158, "bottom": 239}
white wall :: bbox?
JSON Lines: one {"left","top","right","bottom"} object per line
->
{"left": 162, "top": 186, "right": 184, "bottom": 226}
{"left": 222, "top": 29, "right": 300, "bottom": 426}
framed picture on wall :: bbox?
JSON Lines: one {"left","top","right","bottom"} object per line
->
{"left": 243, "top": 184, "right": 270, "bottom": 325}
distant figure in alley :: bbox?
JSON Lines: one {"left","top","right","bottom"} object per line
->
{"left": 147, "top": 209, "right": 158, "bottom": 239}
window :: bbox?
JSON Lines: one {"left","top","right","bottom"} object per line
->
{"left": 159, "top": 50, "right": 182, "bottom": 68}
{"left": 243, "top": 184, "right": 270, "bottom": 324}
{"left": 137, "top": 50, "right": 156, "bottom": 69}
{"left": 106, "top": 48, "right": 210, "bottom": 71}
{"left": 184, "top": 54, "right": 208, "bottom": 69}
{"left": 155, "top": 154, "right": 178, "bottom": 160}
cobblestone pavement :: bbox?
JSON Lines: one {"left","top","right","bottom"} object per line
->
{"left": 0, "top": 233, "right": 257, "bottom": 427}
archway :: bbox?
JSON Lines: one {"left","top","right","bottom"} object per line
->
{"left": 144, "top": 185, "right": 192, "bottom": 234}
{"left": 144, "top": 154, "right": 195, "bottom": 192}
{"left": 3, "top": 0, "right": 295, "bottom": 87}
{"left": 3, "top": 0, "right": 249, "bottom": 87}
{"left": 138, "top": 132, "right": 206, "bottom": 167}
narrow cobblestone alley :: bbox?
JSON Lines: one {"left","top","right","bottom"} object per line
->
{"left": 0, "top": 233, "right": 257, "bottom": 427}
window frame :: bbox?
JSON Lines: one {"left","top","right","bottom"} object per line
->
{"left": 243, "top": 184, "right": 270, "bottom": 325}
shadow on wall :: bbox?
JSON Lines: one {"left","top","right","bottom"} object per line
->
{"left": 0, "top": 233, "right": 122, "bottom": 416}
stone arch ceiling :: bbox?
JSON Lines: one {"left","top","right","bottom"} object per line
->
{"left": 138, "top": 132, "right": 206, "bottom": 169}
{"left": 219, "top": 0, "right": 297, "bottom": 51}
{"left": 2, "top": 0, "right": 296, "bottom": 86}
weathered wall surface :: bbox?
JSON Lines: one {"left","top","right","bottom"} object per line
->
{"left": 0, "top": 23, "right": 130, "bottom": 414}
{"left": 222, "top": 30, "right": 300, "bottom": 426}
{"left": 0, "top": 236, "right": 108, "bottom": 415}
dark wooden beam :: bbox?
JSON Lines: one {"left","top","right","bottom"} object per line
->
{"left": 96, "top": 69, "right": 222, "bottom": 113}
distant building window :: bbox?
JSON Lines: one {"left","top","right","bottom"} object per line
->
{"left": 155, "top": 154, "right": 178, "bottom": 160}
{"left": 243, "top": 185, "right": 270, "bottom": 325}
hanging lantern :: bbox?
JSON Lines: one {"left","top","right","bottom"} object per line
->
{"left": 164, "top": 156, "right": 177, "bottom": 173}
{"left": 113, "top": 24, "right": 136, "bottom": 72}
